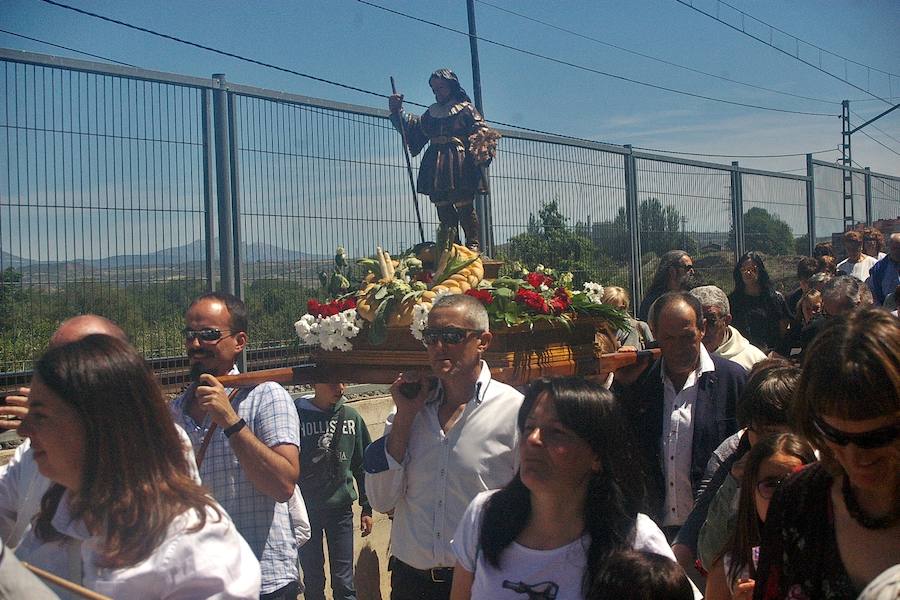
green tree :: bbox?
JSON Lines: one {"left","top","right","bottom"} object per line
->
{"left": 499, "top": 201, "right": 599, "bottom": 284}
{"left": 734, "top": 207, "right": 795, "bottom": 255}
{"left": 591, "top": 198, "right": 697, "bottom": 260}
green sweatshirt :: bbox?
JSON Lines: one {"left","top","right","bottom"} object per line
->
{"left": 295, "top": 395, "right": 372, "bottom": 513}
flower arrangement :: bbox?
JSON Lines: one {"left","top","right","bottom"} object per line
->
{"left": 295, "top": 244, "right": 628, "bottom": 351}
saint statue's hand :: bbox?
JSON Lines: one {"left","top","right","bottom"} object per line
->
{"left": 388, "top": 93, "right": 404, "bottom": 114}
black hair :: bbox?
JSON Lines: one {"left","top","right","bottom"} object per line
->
{"left": 186, "top": 292, "right": 248, "bottom": 334}
{"left": 732, "top": 251, "right": 774, "bottom": 295}
{"left": 479, "top": 377, "right": 644, "bottom": 596}
{"left": 795, "top": 256, "right": 819, "bottom": 281}
{"left": 428, "top": 68, "right": 472, "bottom": 104}
{"left": 736, "top": 359, "right": 799, "bottom": 429}
{"left": 589, "top": 550, "right": 694, "bottom": 600}
{"left": 644, "top": 250, "right": 691, "bottom": 300}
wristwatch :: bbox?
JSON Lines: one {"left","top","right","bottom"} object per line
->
{"left": 224, "top": 417, "right": 246, "bottom": 438}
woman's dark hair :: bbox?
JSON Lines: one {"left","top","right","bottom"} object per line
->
{"left": 732, "top": 251, "right": 774, "bottom": 295}
{"left": 813, "top": 241, "right": 833, "bottom": 258}
{"left": 794, "top": 309, "right": 899, "bottom": 467}
{"left": 32, "top": 335, "right": 219, "bottom": 568}
{"left": 722, "top": 433, "right": 816, "bottom": 585}
{"left": 645, "top": 250, "right": 690, "bottom": 299}
{"left": 428, "top": 68, "right": 471, "bottom": 104}
{"left": 736, "top": 359, "right": 799, "bottom": 429}
{"left": 589, "top": 550, "right": 694, "bottom": 600}
{"left": 480, "top": 377, "right": 644, "bottom": 595}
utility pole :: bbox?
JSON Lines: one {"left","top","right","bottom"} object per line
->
{"left": 466, "top": 0, "right": 484, "bottom": 114}
{"left": 466, "top": 0, "right": 493, "bottom": 253}
{"left": 841, "top": 100, "right": 853, "bottom": 229}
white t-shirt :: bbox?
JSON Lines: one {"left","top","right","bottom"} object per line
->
{"left": 837, "top": 254, "right": 877, "bottom": 282}
{"left": 451, "top": 490, "right": 683, "bottom": 600}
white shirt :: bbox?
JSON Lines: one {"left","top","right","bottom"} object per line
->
{"left": 15, "top": 491, "right": 260, "bottom": 599}
{"left": 837, "top": 254, "right": 878, "bottom": 282}
{"left": 715, "top": 326, "right": 767, "bottom": 372}
{"left": 660, "top": 344, "right": 716, "bottom": 527}
{"left": 365, "top": 362, "right": 523, "bottom": 569}
{"left": 451, "top": 490, "right": 701, "bottom": 600}
{"left": 0, "top": 428, "right": 202, "bottom": 597}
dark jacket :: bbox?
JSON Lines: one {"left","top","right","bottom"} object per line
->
{"left": 616, "top": 353, "right": 746, "bottom": 521}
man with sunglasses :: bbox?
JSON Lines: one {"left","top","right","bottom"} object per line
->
{"left": 637, "top": 250, "right": 696, "bottom": 322}
{"left": 364, "top": 294, "right": 523, "bottom": 600}
{"left": 169, "top": 292, "right": 301, "bottom": 600}
{"left": 689, "top": 286, "right": 766, "bottom": 372}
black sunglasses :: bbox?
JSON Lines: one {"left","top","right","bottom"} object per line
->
{"left": 703, "top": 312, "right": 722, "bottom": 325}
{"left": 676, "top": 264, "right": 695, "bottom": 272}
{"left": 182, "top": 327, "right": 235, "bottom": 343}
{"left": 812, "top": 416, "right": 899, "bottom": 450}
{"left": 422, "top": 327, "right": 482, "bottom": 346}
{"left": 756, "top": 476, "right": 788, "bottom": 500}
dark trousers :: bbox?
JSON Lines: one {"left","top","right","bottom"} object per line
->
{"left": 389, "top": 557, "right": 453, "bottom": 600}
{"left": 260, "top": 581, "right": 299, "bottom": 600}
{"left": 299, "top": 505, "right": 357, "bottom": 600}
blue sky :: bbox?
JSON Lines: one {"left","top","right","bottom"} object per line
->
{"left": 3, "top": 0, "right": 899, "bottom": 176}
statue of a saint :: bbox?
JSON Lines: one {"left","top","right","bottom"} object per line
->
{"left": 389, "top": 68, "right": 498, "bottom": 251}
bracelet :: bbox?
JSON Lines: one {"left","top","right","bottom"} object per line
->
{"left": 223, "top": 418, "right": 246, "bottom": 438}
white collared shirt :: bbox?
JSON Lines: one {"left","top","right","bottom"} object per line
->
{"left": 660, "top": 344, "right": 716, "bottom": 527}
{"left": 365, "top": 361, "right": 523, "bottom": 569}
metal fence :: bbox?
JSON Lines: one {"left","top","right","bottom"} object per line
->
{"left": 1, "top": 47, "right": 898, "bottom": 377}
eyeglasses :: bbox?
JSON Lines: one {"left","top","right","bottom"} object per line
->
{"left": 703, "top": 312, "right": 722, "bottom": 325}
{"left": 181, "top": 328, "right": 235, "bottom": 343}
{"left": 421, "top": 327, "right": 482, "bottom": 346}
{"left": 756, "top": 476, "right": 787, "bottom": 500}
{"left": 812, "top": 415, "right": 899, "bottom": 450}
{"left": 676, "top": 264, "right": 695, "bottom": 272}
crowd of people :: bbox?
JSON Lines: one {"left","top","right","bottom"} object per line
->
{"left": 0, "top": 227, "right": 896, "bottom": 600}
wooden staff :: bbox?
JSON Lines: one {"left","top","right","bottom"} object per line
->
{"left": 217, "top": 349, "right": 660, "bottom": 389}
{"left": 22, "top": 563, "right": 111, "bottom": 600}
{"left": 390, "top": 76, "right": 426, "bottom": 243}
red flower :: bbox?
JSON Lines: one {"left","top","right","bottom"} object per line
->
{"left": 515, "top": 288, "right": 550, "bottom": 314}
{"left": 307, "top": 299, "right": 322, "bottom": 316}
{"left": 525, "top": 272, "right": 554, "bottom": 289}
{"left": 415, "top": 271, "right": 434, "bottom": 284}
{"left": 549, "top": 287, "right": 572, "bottom": 314}
{"left": 465, "top": 288, "right": 494, "bottom": 305}
{"left": 308, "top": 297, "right": 355, "bottom": 317}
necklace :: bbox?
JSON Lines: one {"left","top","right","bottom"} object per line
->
{"left": 841, "top": 475, "right": 900, "bottom": 530}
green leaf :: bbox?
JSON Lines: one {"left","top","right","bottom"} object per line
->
{"left": 492, "top": 287, "right": 514, "bottom": 298}
{"left": 374, "top": 286, "right": 388, "bottom": 301}
{"left": 368, "top": 297, "right": 395, "bottom": 346}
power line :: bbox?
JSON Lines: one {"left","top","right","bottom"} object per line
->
{"left": 475, "top": 0, "right": 841, "bottom": 106}
{"left": 673, "top": 0, "right": 894, "bottom": 105}
{"left": 20, "top": 0, "right": 848, "bottom": 163}
{"left": 856, "top": 128, "right": 900, "bottom": 158}
{"left": 0, "top": 28, "right": 136, "bottom": 67}
{"left": 850, "top": 109, "right": 900, "bottom": 146}
{"left": 36, "top": 0, "right": 388, "bottom": 101}
{"left": 355, "top": 0, "right": 837, "bottom": 118}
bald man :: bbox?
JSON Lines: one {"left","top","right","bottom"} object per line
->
{"left": 0, "top": 315, "right": 199, "bottom": 591}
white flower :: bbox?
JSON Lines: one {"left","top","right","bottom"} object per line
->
{"left": 293, "top": 308, "right": 361, "bottom": 352}
{"left": 583, "top": 282, "right": 605, "bottom": 304}
{"left": 410, "top": 302, "right": 431, "bottom": 341}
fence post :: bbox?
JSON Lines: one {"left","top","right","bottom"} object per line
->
{"left": 212, "top": 74, "right": 235, "bottom": 296}
{"left": 624, "top": 146, "right": 643, "bottom": 308}
{"left": 201, "top": 88, "right": 216, "bottom": 291}
{"left": 227, "top": 93, "right": 244, "bottom": 303}
{"left": 806, "top": 154, "right": 816, "bottom": 255}
{"left": 864, "top": 167, "right": 873, "bottom": 226}
{"left": 731, "top": 161, "right": 744, "bottom": 259}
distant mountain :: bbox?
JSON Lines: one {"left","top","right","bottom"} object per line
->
{"left": 0, "top": 239, "right": 332, "bottom": 270}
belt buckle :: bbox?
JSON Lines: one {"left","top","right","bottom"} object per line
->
{"left": 430, "top": 568, "right": 448, "bottom": 583}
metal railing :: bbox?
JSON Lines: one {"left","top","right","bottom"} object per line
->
{"left": 1, "top": 47, "right": 898, "bottom": 378}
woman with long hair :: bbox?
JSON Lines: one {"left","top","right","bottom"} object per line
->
{"left": 704, "top": 434, "right": 816, "bottom": 600}
{"left": 727, "top": 251, "right": 789, "bottom": 352}
{"left": 449, "top": 377, "right": 690, "bottom": 600}
{"left": 753, "top": 309, "right": 900, "bottom": 599}
{"left": 16, "top": 335, "right": 259, "bottom": 598}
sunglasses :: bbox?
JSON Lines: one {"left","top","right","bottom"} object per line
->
{"left": 812, "top": 416, "right": 899, "bottom": 450}
{"left": 182, "top": 328, "right": 235, "bottom": 343}
{"left": 421, "top": 327, "right": 482, "bottom": 346}
{"left": 756, "top": 476, "right": 788, "bottom": 500}
{"left": 676, "top": 264, "right": 695, "bottom": 272}
{"left": 703, "top": 312, "right": 722, "bottom": 325}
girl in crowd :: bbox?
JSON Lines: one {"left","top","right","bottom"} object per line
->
{"left": 589, "top": 550, "right": 694, "bottom": 600}
{"left": 449, "top": 377, "right": 692, "bottom": 600}
{"left": 754, "top": 309, "right": 899, "bottom": 599}
{"left": 17, "top": 335, "right": 259, "bottom": 599}
{"left": 796, "top": 289, "right": 822, "bottom": 326}
{"left": 704, "top": 434, "right": 816, "bottom": 600}
{"left": 601, "top": 286, "right": 654, "bottom": 350}
{"left": 727, "top": 252, "right": 789, "bottom": 352}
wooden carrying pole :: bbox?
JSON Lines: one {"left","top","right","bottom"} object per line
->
{"left": 217, "top": 349, "right": 659, "bottom": 389}
{"left": 23, "top": 563, "right": 112, "bottom": 600}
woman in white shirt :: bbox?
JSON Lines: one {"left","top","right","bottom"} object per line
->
{"left": 449, "top": 377, "right": 686, "bottom": 600}
{"left": 17, "top": 334, "right": 259, "bottom": 599}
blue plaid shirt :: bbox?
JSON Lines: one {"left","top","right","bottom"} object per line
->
{"left": 170, "top": 371, "right": 301, "bottom": 594}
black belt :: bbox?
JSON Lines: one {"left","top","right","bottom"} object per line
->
{"left": 390, "top": 556, "right": 454, "bottom": 584}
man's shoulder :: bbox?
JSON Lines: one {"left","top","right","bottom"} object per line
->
{"left": 245, "top": 380, "right": 292, "bottom": 401}
{"left": 709, "top": 353, "right": 748, "bottom": 382}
